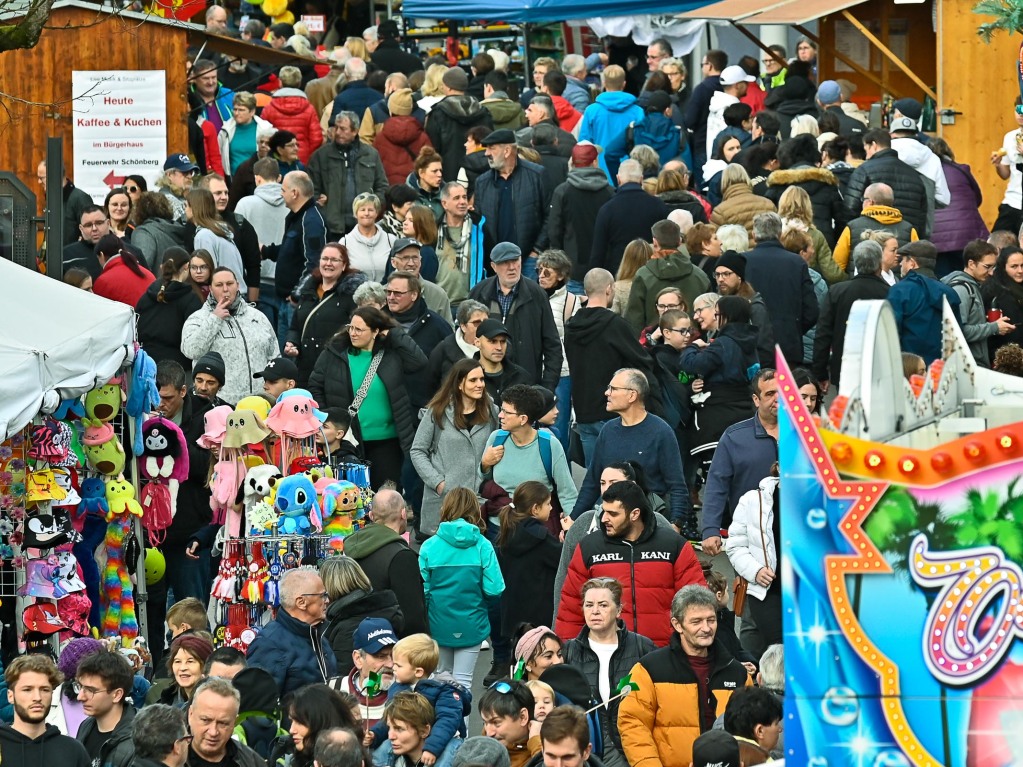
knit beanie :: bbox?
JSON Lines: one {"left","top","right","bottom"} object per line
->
{"left": 388, "top": 88, "right": 414, "bottom": 117}
{"left": 716, "top": 250, "right": 747, "bottom": 280}
{"left": 442, "top": 66, "right": 469, "bottom": 92}
{"left": 452, "top": 737, "right": 512, "bottom": 767}
{"left": 167, "top": 633, "right": 214, "bottom": 673}
{"left": 193, "top": 351, "right": 226, "bottom": 386}
{"left": 58, "top": 637, "right": 104, "bottom": 680}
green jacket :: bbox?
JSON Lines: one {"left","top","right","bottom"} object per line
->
{"left": 307, "top": 141, "right": 389, "bottom": 235}
{"left": 625, "top": 251, "right": 711, "bottom": 331}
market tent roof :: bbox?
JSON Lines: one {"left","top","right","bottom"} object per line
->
{"left": 0, "top": 260, "right": 135, "bottom": 440}
{"left": 678, "top": 0, "right": 865, "bottom": 23}
{"left": 403, "top": 0, "right": 713, "bottom": 24}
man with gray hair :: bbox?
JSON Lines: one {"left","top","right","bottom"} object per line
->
{"left": 435, "top": 181, "right": 482, "bottom": 305}
{"left": 515, "top": 95, "right": 577, "bottom": 156}
{"left": 590, "top": 158, "right": 671, "bottom": 274}
{"left": 362, "top": 25, "right": 379, "bottom": 53}
{"left": 314, "top": 728, "right": 366, "bottom": 767}
{"left": 812, "top": 239, "right": 891, "bottom": 390}
{"left": 569, "top": 365, "right": 691, "bottom": 530}
{"left": 618, "top": 585, "right": 752, "bottom": 767}
{"left": 186, "top": 679, "right": 261, "bottom": 767}
{"left": 132, "top": 704, "right": 190, "bottom": 767}
{"left": 744, "top": 212, "right": 819, "bottom": 365}
{"left": 565, "top": 269, "right": 657, "bottom": 464}
{"left": 560, "top": 54, "right": 592, "bottom": 112}
{"left": 245, "top": 566, "right": 337, "bottom": 697}
{"left": 330, "top": 58, "right": 383, "bottom": 125}
{"left": 308, "top": 110, "right": 387, "bottom": 240}
{"left": 344, "top": 488, "right": 428, "bottom": 634}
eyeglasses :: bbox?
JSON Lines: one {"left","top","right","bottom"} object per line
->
{"left": 284, "top": 141, "right": 299, "bottom": 148}
{"left": 655, "top": 302, "right": 681, "bottom": 311}
{"left": 190, "top": 264, "right": 210, "bottom": 272}
{"left": 714, "top": 270, "right": 735, "bottom": 279}
{"left": 80, "top": 221, "right": 106, "bottom": 229}
{"left": 392, "top": 254, "right": 422, "bottom": 263}
{"left": 606, "top": 384, "right": 636, "bottom": 393}
{"left": 320, "top": 257, "right": 344, "bottom": 265}
{"left": 499, "top": 408, "right": 523, "bottom": 418}
{"left": 384, "top": 288, "right": 409, "bottom": 296}
{"left": 466, "top": 318, "right": 484, "bottom": 326}
{"left": 176, "top": 734, "right": 194, "bottom": 745}
{"left": 693, "top": 305, "right": 712, "bottom": 314}
{"left": 299, "top": 591, "right": 330, "bottom": 601}
{"left": 348, "top": 325, "right": 369, "bottom": 334}
{"left": 665, "top": 327, "right": 693, "bottom": 335}
{"left": 73, "top": 681, "right": 110, "bottom": 697}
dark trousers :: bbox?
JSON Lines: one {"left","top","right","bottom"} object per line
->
{"left": 993, "top": 203, "right": 1022, "bottom": 237}
{"left": 484, "top": 521, "right": 511, "bottom": 662}
{"left": 365, "top": 438, "right": 404, "bottom": 491}
{"left": 747, "top": 586, "right": 783, "bottom": 657}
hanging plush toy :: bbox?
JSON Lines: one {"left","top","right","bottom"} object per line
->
{"left": 213, "top": 410, "right": 272, "bottom": 538}
{"left": 83, "top": 379, "right": 124, "bottom": 425}
{"left": 274, "top": 474, "right": 322, "bottom": 535}
{"left": 125, "top": 349, "right": 159, "bottom": 457}
{"left": 79, "top": 477, "right": 110, "bottom": 517}
{"left": 243, "top": 465, "right": 282, "bottom": 536}
{"left": 83, "top": 423, "right": 126, "bottom": 476}
{"left": 101, "top": 510, "right": 138, "bottom": 643}
{"left": 139, "top": 417, "right": 190, "bottom": 545}
{"left": 105, "top": 479, "right": 144, "bottom": 522}
{"left": 320, "top": 480, "right": 363, "bottom": 537}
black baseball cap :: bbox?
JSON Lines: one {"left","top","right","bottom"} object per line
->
{"left": 253, "top": 357, "right": 300, "bottom": 382}
{"left": 477, "top": 319, "right": 511, "bottom": 340}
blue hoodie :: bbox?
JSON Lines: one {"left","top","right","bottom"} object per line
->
{"left": 419, "top": 518, "right": 505, "bottom": 648}
{"left": 888, "top": 269, "right": 962, "bottom": 363}
{"left": 629, "top": 112, "right": 683, "bottom": 166}
{"left": 578, "top": 91, "right": 644, "bottom": 178}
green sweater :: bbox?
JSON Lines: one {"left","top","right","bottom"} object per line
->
{"left": 348, "top": 348, "right": 398, "bottom": 441}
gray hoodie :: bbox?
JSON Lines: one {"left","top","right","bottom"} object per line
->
{"left": 234, "top": 182, "right": 287, "bottom": 282}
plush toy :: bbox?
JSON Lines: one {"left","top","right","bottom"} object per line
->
{"left": 84, "top": 380, "right": 123, "bottom": 425}
{"left": 53, "top": 398, "right": 86, "bottom": 421}
{"left": 101, "top": 511, "right": 138, "bottom": 642}
{"left": 261, "top": 0, "right": 293, "bottom": 26}
{"left": 105, "top": 479, "right": 144, "bottom": 522}
{"left": 197, "top": 405, "right": 233, "bottom": 450}
{"left": 79, "top": 477, "right": 109, "bottom": 517}
{"left": 73, "top": 510, "right": 105, "bottom": 628}
{"left": 244, "top": 465, "right": 282, "bottom": 535}
{"left": 320, "top": 480, "right": 362, "bottom": 536}
{"left": 266, "top": 392, "right": 324, "bottom": 439}
{"left": 83, "top": 423, "right": 125, "bottom": 476}
{"left": 139, "top": 417, "right": 190, "bottom": 545}
{"left": 236, "top": 396, "right": 273, "bottom": 421}
{"left": 126, "top": 349, "right": 159, "bottom": 457}
{"left": 274, "top": 474, "right": 322, "bottom": 535}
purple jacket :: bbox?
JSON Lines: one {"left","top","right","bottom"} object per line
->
{"left": 932, "top": 159, "right": 989, "bottom": 252}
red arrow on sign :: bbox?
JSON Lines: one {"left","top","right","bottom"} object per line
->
{"left": 104, "top": 170, "right": 126, "bottom": 187}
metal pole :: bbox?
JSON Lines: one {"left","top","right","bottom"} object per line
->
{"left": 44, "top": 137, "right": 64, "bottom": 277}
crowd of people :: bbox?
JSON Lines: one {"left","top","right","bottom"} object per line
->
{"left": 31, "top": 14, "right": 1023, "bottom": 767}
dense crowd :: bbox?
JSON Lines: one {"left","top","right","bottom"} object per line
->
{"left": 25, "top": 15, "right": 1023, "bottom": 767}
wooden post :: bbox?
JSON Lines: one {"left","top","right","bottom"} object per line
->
{"left": 729, "top": 22, "right": 787, "bottom": 69}
{"left": 840, "top": 8, "right": 937, "bottom": 101}
{"left": 792, "top": 24, "right": 905, "bottom": 99}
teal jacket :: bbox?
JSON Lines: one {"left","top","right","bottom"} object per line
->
{"left": 419, "top": 519, "right": 505, "bottom": 648}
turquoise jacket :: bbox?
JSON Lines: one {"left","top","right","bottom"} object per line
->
{"left": 419, "top": 518, "right": 505, "bottom": 648}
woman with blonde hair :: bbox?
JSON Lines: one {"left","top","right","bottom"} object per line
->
{"left": 341, "top": 192, "right": 394, "bottom": 281}
{"left": 710, "top": 164, "right": 776, "bottom": 238}
{"left": 344, "top": 35, "right": 368, "bottom": 60}
{"left": 321, "top": 555, "right": 404, "bottom": 677}
{"left": 613, "top": 239, "right": 653, "bottom": 315}
{"left": 859, "top": 229, "right": 900, "bottom": 285}
{"left": 777, "top": 185, "right": 845, "bottom": 284}
{"left": 417, "top": 64, "right": 449, "bottom": 112}
{"left": 186, "top": 189, "right": 247, "bottom": 291}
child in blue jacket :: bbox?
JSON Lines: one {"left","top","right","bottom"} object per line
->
{"left": 369, "top": 634, "right": 469, "bottom": 767}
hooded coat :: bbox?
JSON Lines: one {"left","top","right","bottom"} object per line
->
{"left": 932, "top": 158, "right": 989, "bottom": 254}
{"left": 193, "top": 226, "right": 248, "bottom": 292}
{"left": 130, "top": 217, "right": 192, "bottom": 271}
{"left": 888, "top": 269, "right": 962, "bottom": 363}
{"left": 548, "top": 168, "right": 614, "bottom": 281}
{"left": 419, "top": 518, "right": 505, "bottom": 648}
{"left": 343, "top": 522, "right": 429, "bottom": 635}
{"left": 764, "top": 165, "right": 845, "bottom": 246}
{"left": 323, "top": 587, "right": 405, "bottom": 676}
{"left": 578, "top": 91, "right": 645, "bottom": 177}
{"left": 234, "top": 182, "right": 288, "bottom": 284}
{"left": 374, "top": 115, "right": 432, "bottom": 185}
{"left": 943, "top": 270, "right": 997, "bottom": 366}
{"left": 554, "top": 497, "right": 705, "bottom": 647}
{"left": 629, "top": 111, "right": 683, "bottom": 166}
{"left": 498, "top": 516, "right": 562, "bottom": 634}
{"left": 93, "top": 254, "right": 155, "bottom": 307}
{"left": 287, "top": 271, "right": 367, "bottom": 385}
{"left": 411, "top": 405, "right": 498, "bottom": 536}
{"left": 812, "top": 272, "right": 890, "bottom": 386}
{"left": 709, "top": 183, "right": 777, "bottom": 238}
{"left": 0, "top": 723, "right": 90, "bottom": 767}
{"left": 425, "top": 95, "right": 495, "bottom": 180}
{"left": 764, "top": 75, "right": 818, "bottom": 139}
{"left": 481, "top": 96, "right": 526, "bottom": 131}
{"left": 136, "top": 279, "right": 204, "bottom": 368}
{"left": 180, "top": 294, "right": 279, "bottom": 405}
{"left": 705, "top": 90, "right": 739, "bottom": 159}
{"left": 260, "top": 88, "right": 323, "bottom": 165}
{"left": 657, "top": 190, "right": 709, "bottom": 224}
{"left": 551, "top": 95, "right": 581, "bottom": 132}
{"left": 832, "top": 205, "right": 918, "bottom": 273}
{"left": 625, "top": 253, "right": 711, "bottom": 331}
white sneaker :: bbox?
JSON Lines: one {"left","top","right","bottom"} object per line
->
{"left": 481, "top": 640, "right": 490, "bottom": 650}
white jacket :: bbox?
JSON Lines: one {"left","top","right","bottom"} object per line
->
{"left": 725, "top": 476, "right": 779, "bottom": 601}
{"left": 706, "top": 90, "right": 739, "bottom": 159}
{"left": 891, "top": 137, "right": 951, "bottom": 206}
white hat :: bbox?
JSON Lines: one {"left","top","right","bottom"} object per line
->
{"left": 719, "top": 65, "right": 755, "bottom": 86}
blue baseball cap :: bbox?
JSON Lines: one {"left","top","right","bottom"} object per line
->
{"left": 354, "top": 618, "right": 398, "bottom": 653}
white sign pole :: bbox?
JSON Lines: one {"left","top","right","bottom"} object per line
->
{"left": 71, "top": 70, "right": 168, "bottom": 203}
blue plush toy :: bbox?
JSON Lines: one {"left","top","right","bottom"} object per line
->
{"left": 125, "top": 349, "right": 159, "bottom": 457}
{"left": 273, "top": 474, "right": 322, "bottom": 535}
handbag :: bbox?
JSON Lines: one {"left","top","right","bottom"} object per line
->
{"left": 347, "top": 350, "right": 384, "bottom": 419}
{"left": 731, "top": 487, "right": 771, "bottom": 615}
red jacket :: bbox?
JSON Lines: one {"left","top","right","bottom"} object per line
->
{"left": 200, "top": 119, "right": 225, "bottom": 176}
{"left": 94, "top": 255, "right": 156, "bottom": 306}
{"left": 374, "top": 115, "right": 432, "bottom": 185}
{"left": 740, "top": 83, "right": 767, "bottom": 116}
{"left": 260, "top": 89, "right": 324, "bottom": 164}
{"left": 551, "top": 95, "right": 581, "bottom": 132}
{"left": 555, "top": 512, "right": 705, "bottom": 647}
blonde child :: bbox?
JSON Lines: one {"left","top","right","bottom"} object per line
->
{"left": 524, "top": 680, "right": 556, "bottom": 722}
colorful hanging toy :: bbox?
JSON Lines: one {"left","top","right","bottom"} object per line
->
{"left": 273, "top": 474, "right": 322, "bottom": 535}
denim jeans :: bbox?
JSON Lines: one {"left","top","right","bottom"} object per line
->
{"left": 553, "top": 376, "right": 572, "bottom": 453}
{"left": 576, "top": 420, "right": 609, "bottom": 467}
{"left": 276, "top": 300, "right": 294, "bottom": 354}
{"left": 522, "top": 255, "right": 538, "bottom": 281}
{"left": 566, "top": 279, "right": 585, "bottom": 297}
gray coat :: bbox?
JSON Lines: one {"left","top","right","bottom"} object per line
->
{"left": 411, "top": 404, "right": 498, "bottom": 535}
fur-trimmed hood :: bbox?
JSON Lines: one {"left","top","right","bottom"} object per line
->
{"left": 766, "top": 166, "right": 838, "bottom": 187}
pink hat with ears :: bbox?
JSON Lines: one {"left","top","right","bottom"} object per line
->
{"left": 198, "top": 405, "right": 233, "bottom": 449}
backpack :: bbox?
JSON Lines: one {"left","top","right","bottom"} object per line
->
{"left": 491, "top": 429, "right": 564, "bottom": 535}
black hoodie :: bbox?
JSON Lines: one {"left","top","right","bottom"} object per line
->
{"left": 0, "top": 723, "right": 91, "bottom": 767}
{"left": 135, "top": 279, "right": 204, "bottom": 369}
{"left": 564, "top": 307, "right": 655, "bottom": 423}
{"left": 425, "top": 95, "right": 495, "bottom": 179}
{"left": 497, "top": 517, "right": 561, "bottom": 635}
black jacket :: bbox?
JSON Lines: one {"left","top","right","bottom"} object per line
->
{"left": 657, "top": 190, "right": 709, "bottom": 224}
{"left": 263, "top": 197, "right": 327, "bottom": 299}
{"left": 343, "top": 522, "right": 429, "bottom": 635}
{"left": 0, "top": 723, "right": 89, "bottom": 767}
{"left": 323, "top": 587, "right": 405, "bottom": 677}
{"left": 590, "top": 183, "right": 671, "bottom": 275}
{"left": 564, "top": 307, "right": 655, "bottom": 423}
{"left": 481, "top": 356, "right": 533, "bottom": 405}
{"left": 371, "top": 40, "right": 424, "bottom": 77}
{"left": 135, "top": 280, "right": 204, "bottom": 369}
{"left": 498, "top": 517, "right": 562, "bottom": 633}
{"left": 764, "top": 165, "right": 845, "bottom": 246}
{"left": 425, "top": 94, "right": 494, "bottom": 180}
{"left": 534, "top": 145, "right": 569, "bottom": 195}
{"left": 288, "top": 272, "right": 367, "bottom": 386}
{"left": 821, "top": 105, "right": 866, "bottom": 139}
{"left": 76, "top": 705, "right": 136, "bottom": 767}
{"left": 474, "top": 159, "right": 551, "bottom": 259}
{"left": 308, "top": 328, "right": 428, "bottom": 452}
{"left": 390, "top": 296, "right": 454, "bottom": 409}
{"left": 548, "top": 168, "right": 615, "bottom": 281}
{"left": 164, "top": 392, "right": 215, "bottom": 546}
{"left": 812, "top": 273, "right": 890, "bottom": 386}
{"left": 427, "top": 333, "right": 472, "bottom": 392}
{"left": 468, "top": 276, "right": 564, "bottom": 390}
{"left": 563, "top": 622, "right": 656, "bottom": 748}
{"left": 844, "top": 148, "right": 930, "bottom": 238}
{"left": 743, "top": 239, "right": 820, "bottom": 365}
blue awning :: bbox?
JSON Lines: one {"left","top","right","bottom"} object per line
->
{"left": 402, "top": 0, "right": 714, "bottom": 24}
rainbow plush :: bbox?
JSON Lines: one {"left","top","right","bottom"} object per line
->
{"left": 320, "top": 481, "right": 362, "bottom": 536}
{"left": 101, "top": 512, "right": 137, "bottom": 642}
